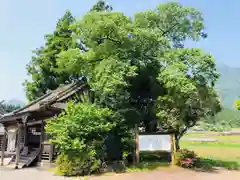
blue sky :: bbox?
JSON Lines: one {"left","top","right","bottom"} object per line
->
{"left": 0, "top": 0, "right": 239, "bottom": 102}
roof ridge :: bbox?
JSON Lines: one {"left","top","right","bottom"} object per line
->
{"left": 12, "top": 91, "right": 53, "bottom": 114}
{"left": 55, "top": 83, "right": 87, "bottom": 101}
{"left": 11, "top": 82, "right": 78, "bottom": 114}
{"left": 41, "top": 81, "right": 81, "bottom": 105}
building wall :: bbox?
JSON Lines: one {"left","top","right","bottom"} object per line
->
{"left": 6, "top": 125, "right": 18, "bottom": 152}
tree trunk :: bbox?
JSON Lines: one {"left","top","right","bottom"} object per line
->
{"left": 175, "top": 127, "right": 189, "bottom": 151}
{"left": 175, "top": 134, "right": 180, "bottom": 151}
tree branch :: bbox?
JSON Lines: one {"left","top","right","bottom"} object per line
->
{"left": 88, "top": 59, "right": 104, "bottom": 64}
{"left": 97, "top": 36, "right": 122, "bottom": 45}
{"left": 160, "top": 22, "right": 179, "bottom": 37}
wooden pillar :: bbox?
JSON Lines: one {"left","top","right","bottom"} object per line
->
{"left": 15, "top": 122, "right": 22, "bottom": 169}
{"left": 23, "top": 120, "right": 28, "bottom": 147}
{"left": 38, "top": 120, "right": 44, "bottom": 162}
{"left": 1, "top": 131, "right": 7, "bottom": 166}
{"left": 49, "top": 143, "right": 53, "bottom": 164}
{"left": 134, "top": 124, "right": 140, "bottom": 164}
{"left": 171, "top": 134, "right": 176, "bottom": 165}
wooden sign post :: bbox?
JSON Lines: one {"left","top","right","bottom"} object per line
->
{"left": 170, "top": 134, "right": 176, "bottom": 165}
{"left": 1, "top": 131, "right": 6, "bottom": 166}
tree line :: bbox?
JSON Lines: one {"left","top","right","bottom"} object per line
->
{"left": 0, "top": 101, "right": 21, "bottom": 114}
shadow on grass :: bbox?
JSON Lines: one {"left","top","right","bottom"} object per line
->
{"left": 127, "top": 151, "right": 171, "bottom": 172}
{"left": 127, "top": 161, "right": 170, "bottom": 172}
{"left": 193, "top": 158, "right": 240, "bottom": 173}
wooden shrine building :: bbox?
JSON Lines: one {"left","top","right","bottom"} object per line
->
{"left": 0, "top": 79, "right": 90, "bottom": 168}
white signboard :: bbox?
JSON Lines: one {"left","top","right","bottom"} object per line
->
{"left": 139, "top": 134, "right": 172, "bottom": 152}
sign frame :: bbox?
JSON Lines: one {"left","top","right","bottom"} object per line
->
{"left": 139, "top": 134, "right": 172, "bottom": 152}
{"left": 134, "top": 127, "right": 176, "bottom": 165}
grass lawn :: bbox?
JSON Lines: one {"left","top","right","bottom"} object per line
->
{"left": 127, "top": 151, "right": 171, "bottom": 172}
{"left": 181, "top": 131, "right": 240, "bottom": 170}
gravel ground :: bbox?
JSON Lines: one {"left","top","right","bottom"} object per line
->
{"left": 1, "top": 167, "right": 240, "bottom": 180}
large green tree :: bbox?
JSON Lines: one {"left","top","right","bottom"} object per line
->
{"left": 24, "top": 1, "right": 113, "bottom": 102}
{"left": 26, "top": 2, "right": 221, "bottom": 154}
{"left": 55, "top": 2, "right": 220, "bottom": 149}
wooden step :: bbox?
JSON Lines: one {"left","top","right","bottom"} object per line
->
{"left": 8, "top": 148, "right": 40, "bottom": 168}
{"left": 41, "top": 153, "right": 50, "bottom": 160}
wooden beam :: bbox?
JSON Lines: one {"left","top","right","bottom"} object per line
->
{"left": 1, "top": 131, "right": 6, "bottom": 166}
{"left": 27, "top": 111, "right": 59, "bottom": 122}
{"left": 38, "top": 120, "right": 44, "bottom": 162}
{"left": 50, "top": 102, "right": 67, "bottom": 110}
{"left": 1, "top": 113, "right": 30, "bottom": 123}
{"left": 27, "top": 120, "right": 43, "bottom": 126}
{"left": 23, "top": 122, "right": 28, "bottom": 147}
{"left": 20, "top": 115, "right": 28, "bottom": 149}
{"left": 49, "top": 143, "right": 53, "bottom": 164}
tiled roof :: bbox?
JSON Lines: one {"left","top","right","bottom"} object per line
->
{"left": 0, "top": 80, "right": 87, "bottom": 122}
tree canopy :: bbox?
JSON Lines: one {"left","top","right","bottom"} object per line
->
{"left": 28, "top": 2, "right": 220, "bottom": 153}
{"left": 57, "top": 2, "right": 220, "bottom": 135}
{"left": 90, "top": 0, "right": 113, "bottom": 12}
{"left": 24, "top": 10, "right": 78, "bottom": 101}
{"left": 24, "top": 1, "right": 114, "bottom": 102}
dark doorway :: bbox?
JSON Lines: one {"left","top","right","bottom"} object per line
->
{"left": 27, "top": 124, "right": 41, "bottom": 148}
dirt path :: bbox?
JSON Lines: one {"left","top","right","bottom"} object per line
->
{"left": 90, "top": 169, "right": 240, "bottom": 180}
{"left": 1, "top": 167, "right": 240, "bottom": 180}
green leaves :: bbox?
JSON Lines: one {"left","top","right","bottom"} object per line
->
{"left": 155, "top": 46, "right": 220, "bottom": 137}
{"left": 45, "top": 101, "right": 122, "bottom": 175}
{"left": 46, "top": 102, "right": 119, "bottom": 153}
{"left": 54, "top": 3, "right": 220, "bottom": 136}
{"left": 90, "top": 0, "right": 113, "bottom": 12}
{"left": 26, "top": 2, "right": 220, "bottom": 149}
{"left": 134, "top": 2, "right": 206, "bottom": 48}
{"left": 235, "top": 100, "right": 240, "bottom": 110}
{"left": 24, "top": 10, "right": 78, "bottom": 101}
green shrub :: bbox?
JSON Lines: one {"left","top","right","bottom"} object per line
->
{"left": 55, "top": 154, "right": 101, "bottom": 176}
{"left": 55, "top": 154, "right": 75, "bottom": 176}
{"left": 46, "top": 102, "right": 122, "bottom": 176}
{"left": 174, "top": 149, "right": 198, "bottom": 168}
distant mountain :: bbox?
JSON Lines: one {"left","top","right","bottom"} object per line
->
{"left": 6, "top": 99, "right": 25, "bottom": 107}
{"left": 215, "top": 64, "right": 240, "bottom": 109}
